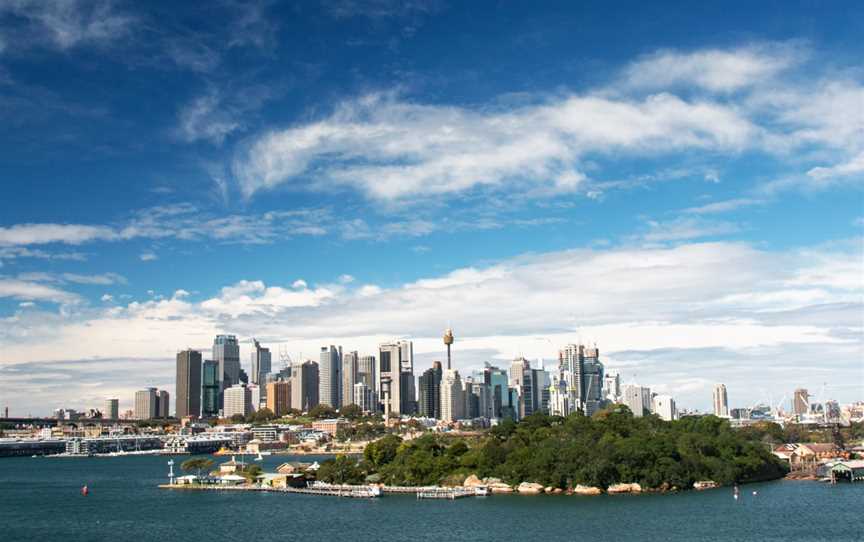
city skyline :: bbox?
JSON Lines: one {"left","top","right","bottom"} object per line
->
{"left": 0, "top": 2, "right": 861, "bottom": 415}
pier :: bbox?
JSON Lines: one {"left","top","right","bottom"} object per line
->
{"left": 159, "top": 483, "right": 381, "bottom": 498}
{"left": 416, "top": 487, "right": 475, "bottom": 500}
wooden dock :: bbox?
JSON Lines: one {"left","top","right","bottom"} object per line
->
{"left": 416, "top": 487, "right": 475, "bottom": 500}
{"left": 159, "top": 483, "right": 380, "bottom": 498}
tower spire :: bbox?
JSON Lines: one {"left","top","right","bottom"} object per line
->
{"left": 443, "top": 328, "right": 454, "bottom": 370}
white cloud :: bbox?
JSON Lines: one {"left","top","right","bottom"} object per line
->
{"left": 233, "top": 91, "right": 755, "bottom": 200}
{"left": 623, "top": 44, "right": 799, "bottom": 92}
{"left": 139, "top": 252, "right": 158, "bottom": 261}
{"left": 682, "top": 198, "right": 764, "bottom": 215}
{"left": 100, "top": 294, "right": 113, "bottom": 302}
{"left": 0, "top": 0, "right": 134, "bottom": 51}
{"left": 807, "top": 151, "right": 864, "bottom": 182}
{"left": 0, "top": 278, "right": 80, "bottom": 304}
{"left": 0, "top": 223, "right": 116, "bottom": 246}
{"left": 640, "top": 217, "right": 741, "bottom": 242}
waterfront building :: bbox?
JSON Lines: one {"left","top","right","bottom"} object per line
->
{"left": 418, "top": 361, "right": 442, "bottom": 419}
{"left": 213, "top": 334, "right": 241, "bottom": 407}
{"left": 341, "top": 351, "right": 359, "bottom": 407}
{"left": 202, "top": 360, "right": 220, "bottom": 417}
{"left": 176, "top": 349, "right": 202, "bottom": 419}
{"left": 250, "top": 339, "right": 272, "bottom": 394}
{"left": 266, "top": 380, "right": 291, "bottom": 416}
{"left": 291, "top": 360, "right": 319, "bottom": 413}
{"left": 354, "top": 382, "right": 376, "bottom": 413}
{"left": 157, "top": 390, "right": 170, "bottom": 418}
{"left": 103, "top": 398, "right": 119, "bottom": 420}
{"left": 623, "top": 385, "right": 652, "bottom": 417}
{"left": 319, "top": 345, "right": 342, "bottom": 408}
{"left": 713, "top": 384, "right": 729, "bottom": 418}
{"left": 652, "top": 394, "right": 677, "bottom": 421}
{"left": 134, "top": 388, "right": 157, "bottom": 420}
{"left": 440, "top": 368, "right": 465, "bottom": 422}
{"left": 224, "top": 384, "right": 252, "bottom": 418}
{"left": 377, "top": 340, "right": 415, "bottom": 417}
{"left": 793, "top": 388, "right": 810, "bottom": 416}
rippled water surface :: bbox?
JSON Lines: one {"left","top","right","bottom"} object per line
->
{"left": 1, "top": 455, "right": 860, "bottom": 541}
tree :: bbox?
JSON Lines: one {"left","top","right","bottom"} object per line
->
{"left": 230, "top": 413, "right": 246, "bottom": 423}
{"left": 181, "top": 457, "right": 214, "bottom": 479}
{"left": 247, "top": 408, "right": 275, "bottom": 424}
{"left": 364, "top": 434, "right": 403, "bottom": 469}
{"left": 308, "top": 404, "right": 337, "bottom": 419}
{"left": 317, "top": 455, "right": 365, "bottom": 484}
{"left": 240, "top": 464, "right": 263, "bottom": 483}
{"left": 340, "top": 404, "right": 363, "bottom": 420}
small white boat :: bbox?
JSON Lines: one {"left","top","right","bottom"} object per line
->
{"left": 254, "top": 452, "right": 264, "bottom": 461}
{"left": 474, "top": 486, "right": 490, "bottom": 496}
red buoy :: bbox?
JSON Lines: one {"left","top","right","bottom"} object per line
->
{"left": 81, "top": 485, "right": 89, "bottom": 496}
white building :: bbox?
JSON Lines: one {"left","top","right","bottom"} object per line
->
{"left": 603, "top": 371, "right": 620, "bottom": 403}
{"left": 224, "top": 384, "right": 251, "bottom": 418}
{"left": 441, "top": 369, "right": 465, "bottom": 422}
{"left": 354, "top": 382, "right": 376, "bottom": 413}
{"left": 134, "top": 388, "right": 157, "bottom": 420}
{"left": 652, "top": 394, "right": 677, "bottom": 421}
{"left": 713, "top": 384, "right": 729, "bottom": 418}
{"left": 319, "top": 345, "right": 342, "bottom": 409}
{"left": 248, "top": 384, "right": 261, "bottom": 412}
{"left": 623, "top": 384, "right": 651, "bottom": 417}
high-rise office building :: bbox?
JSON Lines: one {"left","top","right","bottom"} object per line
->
{"left": 511, "top": 357, "right": 537, "bottom": 418}
{"left": 319, "top": 345, "right": 342, "bottom": 408}
{"left": 202, "top": 360, "right": 220, "bottom": 417}
{"left": 157, "top": 390, "right": 170, "bottom": 418}
{"left": 176, "top": 349, "right": 202, "bottom": 419}
{"left": 291, "top": 360, "right": 319, "bottom": 413}
{"left": 248, "top": 384, "right": 261, "bottom": 412}
{"left": 652, "top": 394, "right": 677, "bottom": 421}
{"left": 548, "top": 373, "right": 570, "bottom": 416}
{"left": 357, "top": 355, "right": 376, "bottom": 389}
{"left": 418, "top": 361, "right": 442, "bottom": 418}
{"left": 103, "top": 398, "right": 119, "bottom": 420}
{"left": 224, "top": 384, "right": 251, "bottom": 418}
{"left": 581, "top": 347, "right": 603, "bottom": 416}
{"left": 354, "top": 382, "right": 376, "bottom": 413}
{"left": 557, "top": 344, "right": 604, "bottom": 416}
{"left": 266, "top": 381, "right": 291, "bottom": 416}
{"left": 377, "top": 340, "right": 415, "bottom": 417}
{"left": 341, "top": 351, "right": 359, "bottom": 407}
{"left": 604, "top": 371, "right": 621, "bottom": 403}
{"left": 713, "top": 384, "right": 729, "bottom": 418}
{"left": 624, "top": 384, "right": 652, "bottom": 417}
{"left": 134, "top": 388, "right": 157, "bottom": 420}
{"left": 793, "top": 388, "right": 809, "bottom": 416}
{"left": 251, "top": 339, "right": 272, "bottom": 392}
{"left": 213, "top": 334, "right": 240, "bottom": 407}
{"left": 440, "top": 369, "right": 464, "bottom": 422}
{"left": 483, "top": 364, "right": 509, "bottom": 418}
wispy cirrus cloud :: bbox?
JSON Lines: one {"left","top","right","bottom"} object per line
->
{"left": 0, "top": 0, "right": 134, "bottom": 52}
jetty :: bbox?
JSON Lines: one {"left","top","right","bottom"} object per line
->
{"left": 416, "top": 487, "right": 475, "bottom": 500}
{"left": 159, "top": 483, "right": 380, "bottom": 498}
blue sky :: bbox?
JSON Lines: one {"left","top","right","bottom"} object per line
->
{"left": 0, "top": 1, "right": 861, "bottom": 416}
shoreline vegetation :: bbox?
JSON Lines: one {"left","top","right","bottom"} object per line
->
{"left": 316, "top": 406, "right": 789, "bottom": 494}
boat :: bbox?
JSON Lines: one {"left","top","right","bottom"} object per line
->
{"left": 254, "top": 452, "right": 264, "bottom": 461}
{"left": 474, "top": 486, "right": 490, "bottom": 496}
{"left": 81, "top": 485, "right": 89, "bottom": 496}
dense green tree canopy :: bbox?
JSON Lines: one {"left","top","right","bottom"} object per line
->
{"left": 337, "top": 407, "right": 787, "bottom": 489}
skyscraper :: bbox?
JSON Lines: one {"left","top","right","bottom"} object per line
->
{"left": 134, "top": 388, "right": 157, "bottom": 420}
{"left": 603, "top": 371, "right": 621, "bottom": 403}
{"left": 624, "top": 384, "right": 652, "bottom": 417}
{"left": 157, "top": 390, "right": 170, "bottom": 418}
{"left": 250, "top": 339, "right": 272, "bottom": 389}
{"left": 511, "top": 357, "right": 536, "bottom": 418}
{"left": 266, "top": 381, "right": 291, "bottom": 416}
{"left": 440, "top": 368, "right": 464, "bottom": 422}
{"left": 357, "top": 355, "right": 376, "bottom": 389}
{"left": 354, "top": 382, "right": 376, "bottom": 413}
{"left": 418, "top": 361, "right": 442, "bottom": 418}
{"left": 224, "top": 384, "right": 251, "bottom": 418}
{"left": 652, "top": 394, "right": 677, "bottom": 421}
{"left": 103, "top": 398, "right": 119, "bottom": 420}
{"left": 176, "top": 349, "right": 202, "bottom": 419}
{"left": 713, "top": 384, "right": 729, "bottom": 418}
{"left": 319, "top": 345, "right": 342, "bottom": 408}
{"left": 793, "top": 388, "right": 809, "bottom": 416}
{"left": 202, "top": 360, "right": 220, "bottom": 417}
{"left": 341, "top": 351, "right": 359, "bottom": 407}
{"left": 213, "top": 334, "right": 240, "bottom": 407}
{"left": 581, "top": 347, "right": 604, "bottom": 416}
{"left": 483, "top": 364, "right": 509, "bottom": 418}
{"left": 291, "top": 360, "right": 319, "bottom": 412}
{"left": 377, "top": 340, "right": 414, "bottom": 417}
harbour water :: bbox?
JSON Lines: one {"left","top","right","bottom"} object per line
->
{"left": 2, "top": 455, "right": 860, "bottom": 542}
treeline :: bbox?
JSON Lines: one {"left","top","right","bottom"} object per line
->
{"left": 317, "top": 406, "right": 789, "bottom": 489}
